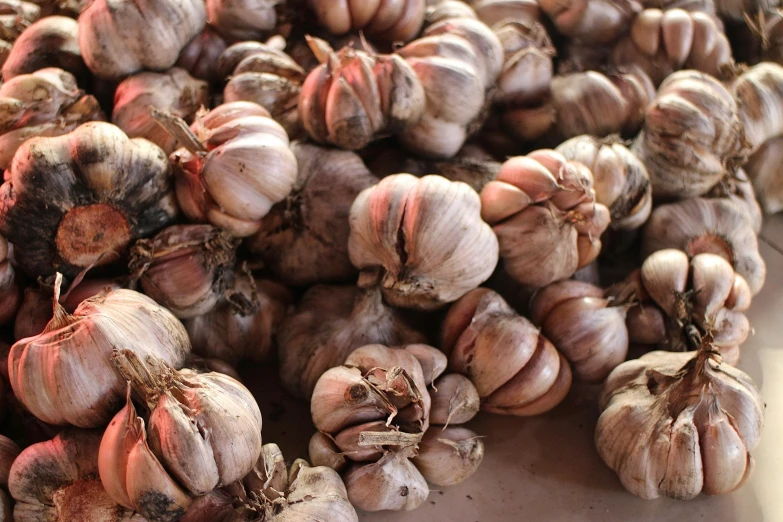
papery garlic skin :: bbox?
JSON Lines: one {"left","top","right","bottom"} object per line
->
{"left": 78, "top": 0, "right": 206, "bottom": 79}
{"left": 494, "top": 19, "right": 555, "bottom": 107}
{"left": 177, "top": 27, "right": 227, "bottom": 83}
{"left": 470, "top": 0, "right": 540, "bottom": 27}
{"left": 703, "top": 170, "right": 763, "bottom": 233}
{"left": 411, "top": 427, "right": 484, "bottom": 486}
{"left": 745, "top": 135, "right": 783, "bottom": 215}
{"left": 2, "top": 16, "right": 85, "bottom": 81}
{"left": 171, "top": 101, "right": 298, "bottom": 238}
{"left": 596, "top": 347, "right": 764, "bottom": 499}
{"left": 429, "top": 374, "right": 481, "bottom": 426}
{"left": 731, "top": 62, "right": 783, "bottom": 154}
{"left": 10, "top": 429, "right": 145, "bottom": 522}
{"left": 350, "top": 174, "right": 499, "bottom": 310}
{"left": 308, "top": 0, "right": 425, "bottom": 43}
{"left": 442, "top": 288, "right": 573, "bottom": 416}
{"left": 207, "top": 0, "right": 277, "bottom": 42}
{"left": 540, "top": 0, "right": 641, "bottom": 44}
{"left": 480, "top": 151, "right": 610, "bottom": 288}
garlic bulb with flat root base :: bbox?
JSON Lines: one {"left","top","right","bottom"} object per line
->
{"left": 611, "top": 8, "right": 733, "bottom": 86}
{"left": 556, "top": 135, "right": 652, "bottom": 231}
{"left": 2, "top": 16, "right": 85, "bottom": 81}
{"left": 9, "top": 275, "right": 191, "bottom": 428}
{"left": 163, "top": 101, "right": 297, "bottom": 238}
{"left": 113, "top": 68, "right": 209, "bottom": 154}
{"left": 595, "top": 337, "right": 764, "bottom": 499}
{"left": 277, "top": 285, "right": 426, "bottom": 398}
{"left": 0, "top": 0, "right": 39, "bottom": 70}
{"left": 642, "top": 197, "right": 766, "bottom": 294}
{"left": 745, "top": 134, "right": 783, "bottom": 214}
{"left": 442, "top": 288, "right": 572, "bottom": 416}
{"left": 129, "top": 224, "right": 239, "bottom": 319}
{"left": 539, "top": 0, "right": 641, "bottom": 44}
{"left": 480, "top": 150, "right": 610, "bottom": 288}
{"left": 308, "top": 0, "right": 425, "bottom": 43}
{"left": 633, "top": 70, "right": 746, "bottom": 198}
{"left": 0, "top": 121, "right": 176, "bottom": 279}
{"left": 78, "top": 0, "right": 206, "bottom": 79}
{"left": 350, "top": 174, "right": 498, "bottom": 310}
{"left": 0, "top": 67, "right": 102, "bottom": 169}
{"left": 531, "top": 280, "right": 629, "bottom": 382}
{"left": 731, "top": 62, "right": 783, "bottom": 153}
{"left": 248, "top": 143, "right": 379, "bottom": 287}
{"left": 9, "top": 429, "right": 145, "bottom": 522}
{"left": 177, "top": 27, "right": 227, "bottom": 83}
{"left": 207, "top": 0, "right": 278, "bottom": 42}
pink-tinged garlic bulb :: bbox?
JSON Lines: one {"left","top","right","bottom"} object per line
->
{"left": 300, "top": 37, "right": 425, "bottom": 151}
{"left": 502, "top": 68, "right": 655, "bottom": 143}
{"left": 494, "top": 19, "right": 555, "bottom": 107}
{"left": 177, "top": 27, "right": 227, "bottom": 82}
{"left": 442, "top": 288, "right": 572, "bottom": 416}
{"left": 278, "top": 285, "right": 426, "bottom": 398}
{"left": 0, "top": 0, "right": 40, "bottom": 69}
{"left": 539, "top": 0, "right": 641, "bottom": 44}
{"left": 9, "top": 275, "right": 191, "bottom": 428}
{"left": 745, "top": 135, "right": 783, "bottom": 214}
{"left": 0, "top": 67, "right": 102, "bottom": 169}
{"left": 78, "top": 0, "right": 206, "bottom": 79}
{"left": 349, "top": 174, "right": 499, "bottom": 310}
{"left": 129, "top": 224, "right": 239, "bottom": 319}
{"left": 612, "top": 9, "right": 732, "bottom": 86}
{"left": 164, "top": 101, "right": 297, "bottom": 238}
{"left": 531, "top": 280, "right": 629, "bottom": 382}
{"left": 186, "top": 276, "right": 292, "bottom": 365}
{"left": 0, "top": 234, "right": 20, "bottom": 326}
{"left": 248, "top": 143, "right": 378, "bottom": 286}
{"left": 731, "top": 62, "right": 783, "bottom": 154}
{"left": 308, "top": 0, "right": 426, "bottom": 43}
{"left": 596, "top": 340, "right": 764, "bottom": 499}
{"left": 556, "top": 135, "right": 652, "bottom": 231}
{"left": 207, "top": 0, "right": 278, "bottom": 42}
{"left": 2, "top": 16, "right": 85, "bottom": 81}
{"left": 113, "top": 68, "right": 209, "bottom": 154}
{"left": 633, "top": 70, "right": 745, "bottom": 198}
{"left": 642, "top": 197, "right": 766, "bottom": 294}
{"left": 480, "top": 150, "right": 610, "bottom": 288}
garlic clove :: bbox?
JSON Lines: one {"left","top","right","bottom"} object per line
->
{"left": 640, "top": 249, "right": 690, "bottom": 318}
{"left": 488, "top": 353, "right": 572, "bottom": 416}
{"left": 479, "top": 179, "right": 532, "bottom": 224}
{"left": 429, "top": 374, "right": 480, "bottom": 426}
{"left": 342, "top": 450, "right": 429, "bottom": 512}
{"left": 403, "top": 344, "right": 448, "bottom": 386}
{"left": 309, "top": 432, "right": 347, "bottom": 472}
{"left": 691, "top": 253, "right": 735, "bottom": 320}
{"left": 441, "top": 287, "right": 497, "bottom": 357}
{"left": 699, "top": 405, "right": 750, "bottom": 495}
{"left": 530, "top": 280, "right": 605, "bottom": 325}
{"left": 632, "top": 8, "right": 663, "bottom": 57}
{"left": 626, "top": 304, "right": 667, "bottom": 345}
{"left": 661, "top": 9, "right": 695, "bottom": 67}
{"left": 98, "top": 391, "right": 141, "bottom": 509}
{"left": 494, "top": 155, "right": 561, "bottom": 204}
{"left": 726, "top": 274, "right": 752, "bottom": 312}
{"left": 412, "top": 426, "right": 484, "bottom": 487}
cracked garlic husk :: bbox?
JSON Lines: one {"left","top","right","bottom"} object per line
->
{"left": 308, "top": 0, "right": 425, "bottom": 43}
{"left": 350, "top": 174, "right": 499, "bottom": 310}
{"left": 595, "top": 337, "right": 764, "bottom": 499}
{"left": 8, "top": 274, "right": 191, "bottom": 427}
{"left": 247, "top": 142, "right": 378, "bottom": 287}
{"left": 442, "top": 288, "right": 572, "bottom": 416}
{"left": 277, "top": 284, "right": 426, "bottom": 398}
{"left": 2, "top": 15, "right": 86, "bottom": 81}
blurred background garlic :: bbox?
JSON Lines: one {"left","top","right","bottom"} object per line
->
{"left": 0, "top": 235, "right": 20, "bottom": 327}
{"left": 0, "top": 122, "right": 175, "bottom": 279}
{"left": 9, "top": 429, "right": 144, "bottom": 522}
{"left": 113, "top": 67, "right": 209, "bottom": 154}
{"left": 248, "top": 143, "right": 378, "bottom": 287}
{"left": 480, "top": 151, "right": 610, "bottom": 288}
{"left": 469, "top": 0, "right": 540, "bottom": 27}
{"left": 442, "top": 288, "right": 573, "bottom": 416}
{"left": 596, "top": 340, "right": 764, "bottom": 499}
{"left": 277, "top": 285, "right": 426, "bottom": 398}
{"left": 2, "top": 16, "right": 86, "bottom": 81}
{"left": 164, "top": 101, "right": 298, "bottom": 237}
{"left": 703, "top": 170, "right": 764, "bottom": 233}
{"left": 177, "top": 27, "right": 227, "bottom": 83}
{"left": 78, "top": 0, "right": 206, "bottom": 79}
{"left": 0, "top": 0, "right": 40, "bottom": 70}
{"left": 9, "top": 276, "right": 191, "bottom": 427}
{"left": 745, "top": 135, "right": 783, "bottom": 214}
{"left": 494, "top": 18, "right": 555, "bottom": 107}
{"left": 308, "top": 0, "right": 425, "bottom": 43}
{"left": 207, "top": 0, "right": 278, "bottom": 42}
{"left": 539, "top": 0, "right": 641, "bottom": 45}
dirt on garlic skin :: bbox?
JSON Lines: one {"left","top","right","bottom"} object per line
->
{"left": 52, "top": 478, "right": 131, "bottom": 521}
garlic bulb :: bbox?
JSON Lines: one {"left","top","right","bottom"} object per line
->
{"left": 78, "top": 0, "right": 206, "bottom": 79}
{"left": 177, "top": 27, "right": 227, "bottom": 83}
{"left": 185, "top": 353, "right": 241, "bottom": 381}
{"left": 220, "top": 41, "right": 306, "bottom": 138}
{"left": 186, "top": 276, "right": 292, "bottom": 365}
{"left": 2, "top": 16, "right": 85, "bottom": 81}
{"left": 633, "top": 70, "right": 745, "bottom": 198}
{"left": 350, "top": 174, "right": 499, "bottom": 310}
{"left": 494, "top": 19, "right": 555, "bottom": 106}
{"left": 556, "top": 135, "right": 652, "bottom": 231}
{"left": 745, "top": 134, "right": 783, "bottom": 214}
{"left": 531, "top": 280, "right": 629, "bottom": 382}
{"left": 642, "top": 197, "right": 766, "bottom": 294}
{"left": 612, "top": 9, "right": 732, "bottom": 86}
{"left": 0, "top": 234, "right": 19, "bottom": 327}
{"left": 0, "top": 436, "right": 19, "bottom": 488}
{"left": 411, "top": 426, "right": 484, "bottom": 486}
{"left": 429, "top": 373, "right": 480, "bottom": 426}
{"left": 248, "top": 143, "right": 378, "bottom": 286}
{"left": 207, "top": 0, "right": 277, "bottom": 42}
{"left": 470, "top": 0, "right": 540, "bottom": 27}
{"left": 0, "top": 122, "right": 176, "bottom": 279}
{"left": 0, "top": 67, "right": 102, "bottom": 169}
{"left": 278, "top": 285, "right": 426, "bottom": 398}
{"left": 9, "top": 276, "right": 191, "bottom": 427}
{"left": 167, "top": 101, "right": 298, "bottom": 238}
{"left": 731, "top": 62, "right": 783, "bottom": 153}
{"left": 426, "top": 0, "right": 477, "bottom": 23}
{"left": 703, "top": 170, "right": 763, "bottom": 232}
{"left": 129, "top": 224, "right": 239, "bottom": 319}
{"left": 102, "top": 350, "right": 263, "bottom": 505}
{"left": 113, "top": 68, "right": 209, "bottom": 154}
{"left": 300, "top": 37, "right": 425, "bottom": 151}
{"left": 539, "top": 0, "right": 641, "bottom": 44}
{"left": 480, "top": 151, "right": 610, "bottom": 288}
{"left": 0, "top": 0, "right": 39, "bottom": 69}
{"left": 502, "top": 68, "right": 655, "bottom": 143}
{"left": 596, "top": 341, "right": 764, "bottom": 499}
{"left": 9, "top": 429, "right": 144, "bottom": 522}
{"left": 442, "top": 288, "right": 572, "bottom": 416}
{"left": 308, "top": 0, "right": 425, "bottom": 43}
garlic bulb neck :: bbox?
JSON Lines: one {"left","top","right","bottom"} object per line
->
{"left": 111, "top": 349, "right": 177, "bottom": 411}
